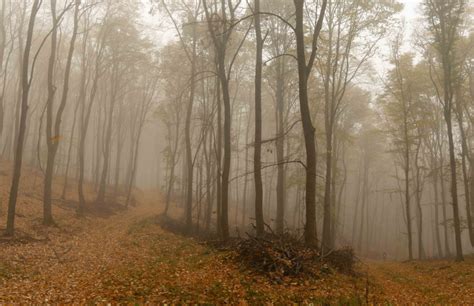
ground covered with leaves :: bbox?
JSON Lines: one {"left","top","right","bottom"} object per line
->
{"left": 0, "top": 164, "right": 473, "bottom": 303}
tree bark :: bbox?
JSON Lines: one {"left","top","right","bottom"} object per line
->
{"left": 275, "top": 57, "right": 286, "bottom": 235}
{"left": 184, "top": 20, "right": 197, "bottom": 232}
{"left": 293, "top": 0, "right": 328, "bottom": 246}
{"left": 5, "top": 0, "right": 41, "bottom": 236}
{"left": 253, "top": 0, "right": 264, "bottom": 237}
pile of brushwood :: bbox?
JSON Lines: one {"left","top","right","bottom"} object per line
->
{"left": 235, "top": 233, "right": 356, "bottom": 279}
{"left": 156, "top": 215, "right": 356, "bottom": 279}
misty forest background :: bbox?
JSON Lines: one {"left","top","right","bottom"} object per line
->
{"left": 1, "top": 0, "right": 474, "bottom": 265}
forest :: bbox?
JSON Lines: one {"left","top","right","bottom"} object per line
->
{"left": 0, "top": 0, "right": 473, "bottom": 303}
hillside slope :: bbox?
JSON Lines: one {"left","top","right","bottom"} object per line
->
{"left": 0, "top": 164, "right": 473, "bottom": 303}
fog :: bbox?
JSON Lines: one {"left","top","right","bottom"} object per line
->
{"left": 0, "top": 0, "right": 473, "bottom": 303}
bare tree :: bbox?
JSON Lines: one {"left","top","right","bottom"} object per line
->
{"left": 293, "top": 0, "right": 327, "bottom": 246}
{"left": 5, "top": 0, "right": 42, "bottom": 236}
{"left": 424, "top": 0, "right": 465, "bottom": 261}
{"left": 43, "top": 0, "right": 79, "bottom": 225}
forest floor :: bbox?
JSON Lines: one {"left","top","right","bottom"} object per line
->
{"left": 0, "top": 163, "right": 473, "bottom": 303}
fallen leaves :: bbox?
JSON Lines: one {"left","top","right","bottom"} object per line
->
{"left": 0, "top": 162, "right": 473, "bottom": 303}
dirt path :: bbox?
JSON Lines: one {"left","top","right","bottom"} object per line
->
{"left": 0, "top": 197, "right": 164, "bottom": 303}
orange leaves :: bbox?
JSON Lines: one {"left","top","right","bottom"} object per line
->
{"left": 50, "top": 135, "right": 63, "bottom": 144}
{"left": 0, "top": 169, "right": 472, "bottom": 304}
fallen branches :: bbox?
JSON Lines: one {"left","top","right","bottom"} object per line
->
{"left": 156, "top": 214, "right": 357, "bottom": 280}
{"left": 236, "top": 233, "right": 313, "bottom": 278}
{"left": 235, "top": 233, "right": 357, "bottom": 279}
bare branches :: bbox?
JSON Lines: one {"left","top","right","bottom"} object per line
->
{"left": 306, "top": 0, "right": 327, "bottom": 78}
{"left": 229, "top": 160, "right": 307, "bottom": 183}
{"left": 30, "top": 0, "right": 74, "bottom": 86}
{"left": 247, "top": 119, "right": 301, "bottom": 147}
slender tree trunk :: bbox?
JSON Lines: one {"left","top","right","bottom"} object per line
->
{"left": 351, "top": 161, "right": 362, "bottom": 245}
{"left": 445, "top": 112, "right": 463, "bottom": 261}
{"left": 0, "top": 0, "right": 7, "bottom": 140}
{"left": 6, "top": 0, "right": 41, "bottom": 236}
{"left": 164, "top": 113, "right": 180, "bottom": 215}
{"left": 43, "top": 0, "right": 59, "bottom": 225}
{"left": 294, "top": 0, "right": 327, "bottom": 247}
{"left": 215, "top": 80, "right": 222, "bottom": 236}
{"left": 62, "top": 96, "right": 81, "bottom": 199}
{"left": 321, "top": 11, "right": 335, "bottom": 252}
{"left": 44, "top": 0, "right": 79, "bottom": 224}
{"left": 184, "top": 22, "right": 197, "bottom": 232}
{"left": 234, "top": 111, "right": 242, "bottom": 226}
{"left": 241, "top": 108, "right": 251, "bottom": 228}
{"left": 357, "top": 158, "right": 368, "bottom": 253}
{"left": 275, "top": 61, "right": 286, "bottom": 235}
{"left": 125, "top": 129, "right": 142, "bottom": 207}
{"left": 253, "top": 0, "right": 264, "bottom": 237}
{"left": 204, "top": 128, "right": 212, "bottom": 230}
{"left": 455, "top": 93, "right": 474, "bottom": 246}
{"left": 219, "top": 59, "right": 231, "bottom": 240}
{"left": 332, "top": 139, "right": 345, "bottom": 248}
{"left": 439, "top": 156, "right": 451, "bottom": 257}
{"left": 11, "top": 7, "right": 26, "bottom": 162}
{"left": 433, "top": 161, "right": 443, "bottom": 258}
{"left": 113, "top": 105, "right": 125, "bottom": 197}
{"left": 97, "top": 66, "right": 120, "bottom": 204}
{"left": 413, "top": 141, "right": 425, "bottom": 259}
{"left": 78, "top": 36, "right": 102, "bottom": 214}
{"left": 322, "top": 124, "right": 333, "bottom": 253}
{"left": 404, "top": 119, "right": 413, "bottom": 260}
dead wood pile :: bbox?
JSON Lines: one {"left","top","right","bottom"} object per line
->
{"left": 236, "top": 233, "right": 356, "bottom": 278}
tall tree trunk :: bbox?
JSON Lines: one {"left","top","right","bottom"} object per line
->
{"left": 432, "top": 159, "right": 443, "bottom": 258}
{"left": 404, "top": 117, "right": 413, "bottom": 260}
{"left": 61, "top": 95, "right": 81, "bottom": 199}
{"left": 125, "top": 127, "right": 143, "bottom": 207}
{"left": 455, "top": 92, "right": 474, "bottom": 246}
{"left": 78, "top": 31, "right": 103, "bottom": 214}
{"left": 44, "top": 0, "right": 79, "bottom": 224}
{"left": 184, "top": 21, "right": 197, "bottom": 232}
{"left": 413, "top": 141, "right": 425, "bottom": 259}
{"left": 215, "top": 79, "right": 222, "bottom": 236}
{"left": 275, "top": 60, "right": 286, "bottom": 235}
{"left": 293, "top": 0, "right": 327, "bottom": 247}
{"left": 0, "top": 0, "right": 7, "bottom": 140}
{"left": 113, "top": 105, "right": 125, "bottom": 197}
{"left": 445, "top": 112, "right": 463, "bottom": 261}
{"left": 5, "top": 0, "right": 41, "bottom": 236}
{"left": 241, "top": 108, "right": 251, "bottom": 228}
{"left": 357, "top": 158, "right": 368, "bottom": 253}
{"left": 351, "top": 161, "right": 362, "bottom": 246}
{"left": 96, "top": 66, "right": 120, "bottom": 204}
{"left": 322, "top": 124, "right": 334, "bottom": 253}
{"left": 43, "top": 0, "right": 59, "bottom": 225}
{"left": 439, "top": 156, "right": 451, "bottom": 257}
{"left": 321, "top": 6, "right": 335, "bottom": 252}
{"left": 219, "top": 59, "right": 231, "bottom": 240}
{"left": 164, "top": 111, "right": 180, "bottom": 215}
{"left": 332, "top": 139, "right": 345, "bottom": 248}
{"left": 253, "top": 0, "right": 264, "bottom": 237}
{"left": 204, "top": 128, "right": 212, "bottom": 230}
